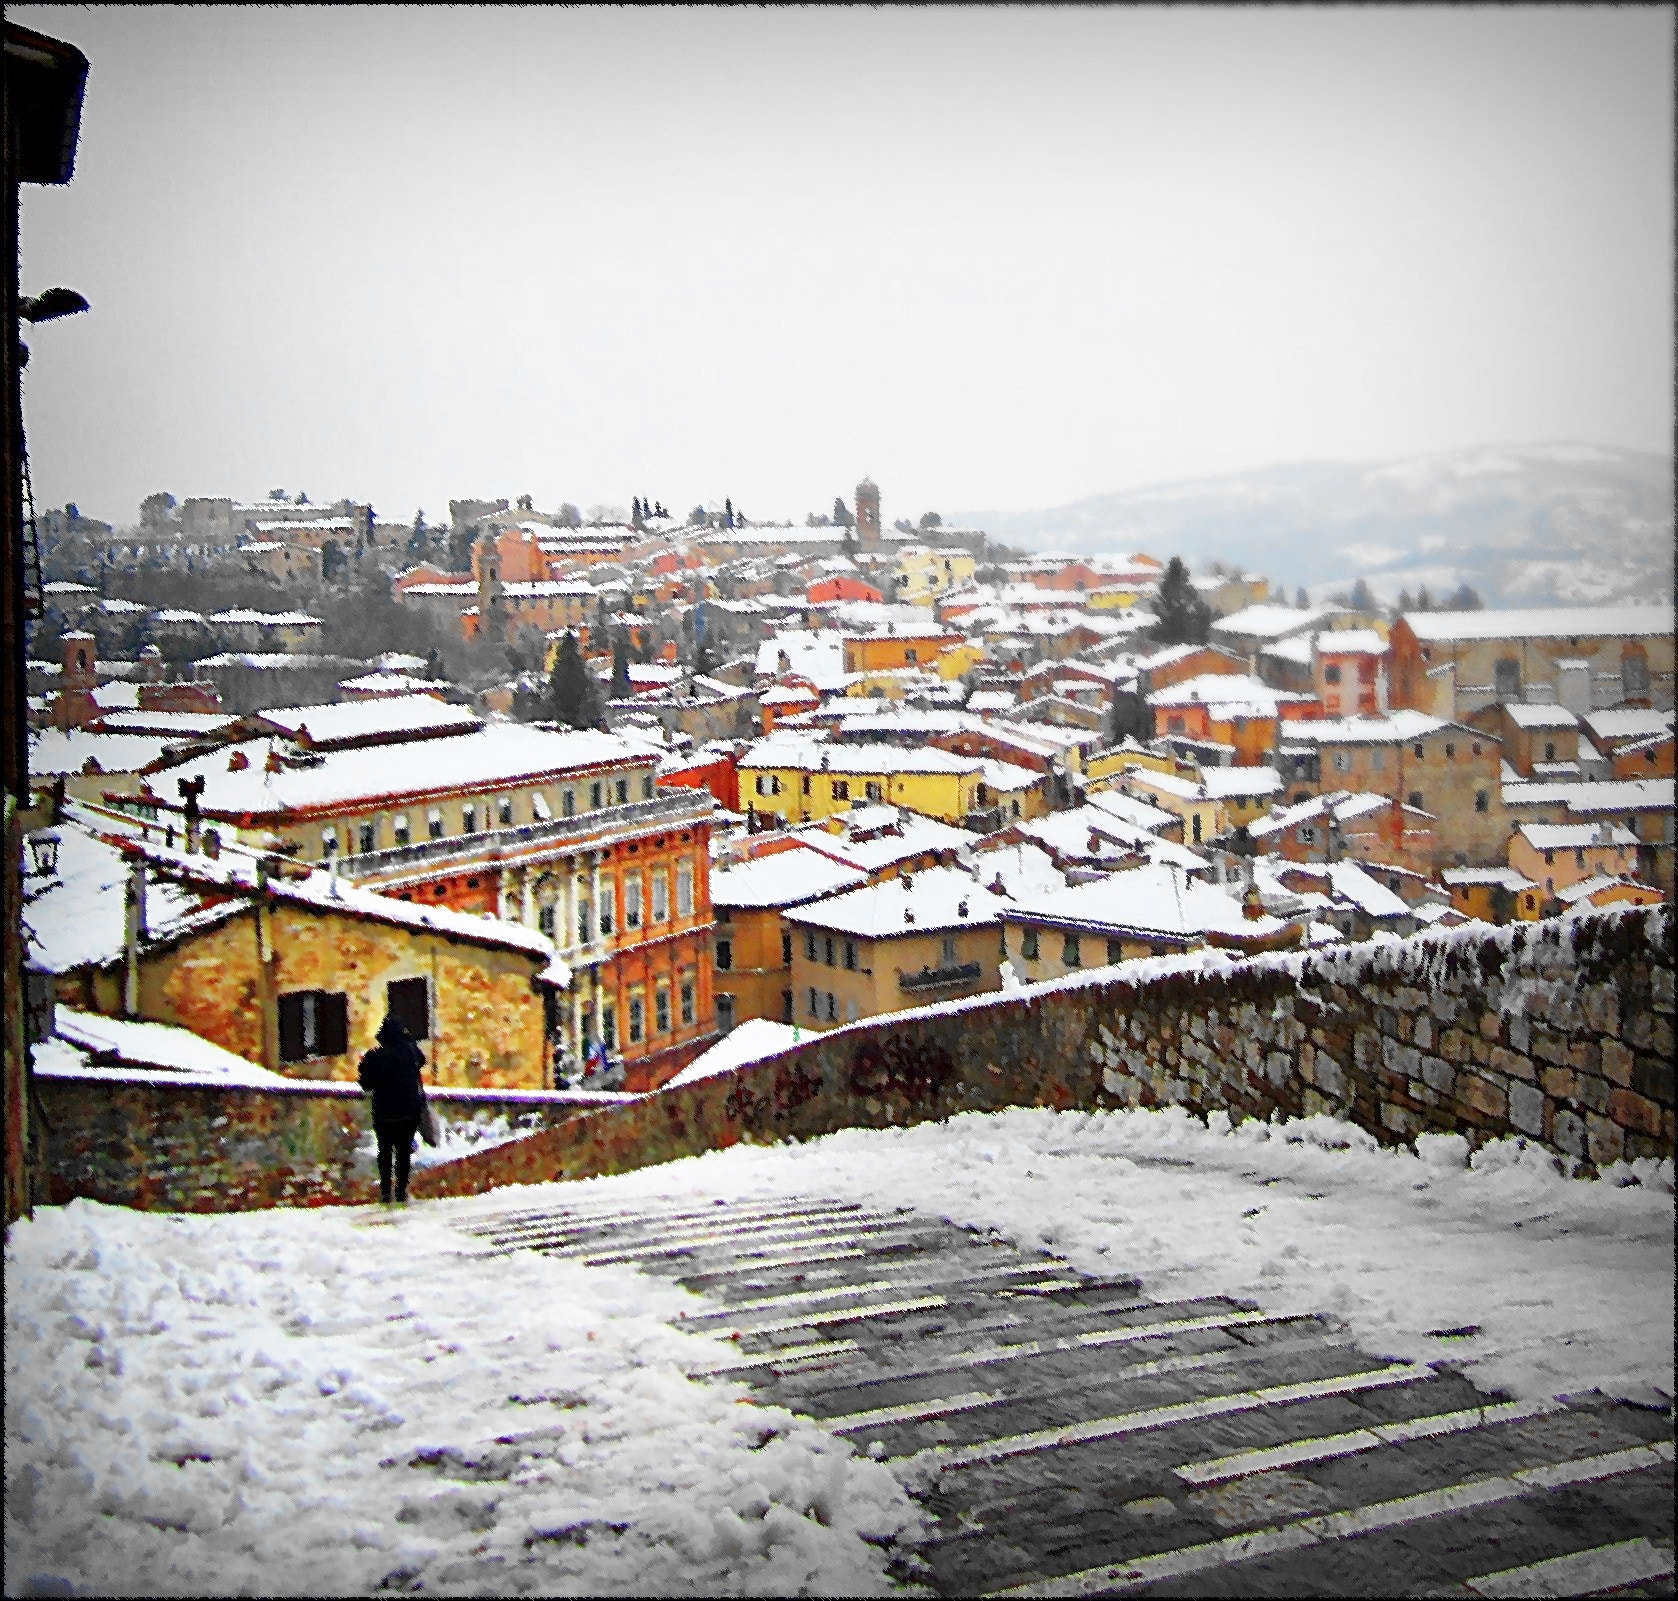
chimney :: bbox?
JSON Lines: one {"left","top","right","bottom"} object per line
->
{"left": 1242, "top": 883, "right": 1265, "bottom": 921}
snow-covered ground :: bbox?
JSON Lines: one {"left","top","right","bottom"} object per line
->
{"left": 6, "top": 1107, "right": 1672, "bottom": 1595}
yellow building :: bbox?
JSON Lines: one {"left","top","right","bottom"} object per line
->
{"left": 739, "top": 734, "right": 987, "bottom": 827}
{"left": 891, "top": 545, "right": 977, "bottom": 606}
{"left": 1439, "top": 867, "right": 1542, "bottom": 924}
{"left": 710, "top": 844, "right": 867, "bottom": 1029}
{"left": 1105, "top": 762, "right": 1230, "bottom": 848}
{"left": 783, "top": 867, "right": 1006, "bottom": 1029}
{"left": 40, "top": 828, "right": 556, "bottom": 1088}
{"left": 841, "top": 625, "right": 965, "bottom": 675}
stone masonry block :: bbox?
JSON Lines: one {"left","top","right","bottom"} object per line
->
{"left": 1412, "top": 1014, "right": 1433, "bottom": 1052}
{"left": 1380, "top": 1100, "right": 1416, "bottom": 1134}
{"left": 1420, "top": 1056, "right": 1455, "bottom": 1096}
{"left": 1479, "top": 1009, "right": 1503, "bottom": 1042}
{"left": 1586, "top": 1112, "right": 1624, "bottom": 1167}
{"left": 1459, "top": 1074, "right": 1508, "bottom": 1122}
{"left": 1552, "top": 1108, "right": 1586, "bottom": 1158}
{"left": 1315, "top": 1053, "right": 1346, "bottom": 1100}
{"left": 1580, "top": 986, "right": 1619, "bottom": 1039}
{"left": 1600, "top": 1039, "right": 1634, "bottom": 1088}
{"left": 1265, "top": 1051, "right": 1290, "bottom": 1087}
{"left": 1651, "top": 964, "right": 1674, "bottom": 1014}
{"left": 1608, "top": 1088, "right": 1663, "bottom": 1138}
{"left": 1488, "top": 1046, "right": 1536, "bottom": 1084}
{"left": 1354, "top": 1028, "right": 1382, "bottom": 1072}
{"left": 1507, "top": 1013, "right": 1530, "bottom": 1057}
{"left": 1540, "top": 1067, "right": 1576, "bottom": 1102}
{"left": 1384, "top": 1041, "right": 1421, "bottom": 1080}
{"left": 1508, "top": 1080, "right": 1545, "bottom": 1139}
{"left": 1631, "top": 1053, "right": 1673, "bottom": 1106}
{"left": 1573, "top": 1073, "right": 1611, "bottom": 1114}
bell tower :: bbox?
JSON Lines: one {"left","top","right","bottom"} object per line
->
{"left": 855, "top": 478, "right": 881, "bottom": 549}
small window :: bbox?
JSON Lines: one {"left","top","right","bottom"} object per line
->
{"left": 616, "top": 779, "right": 629, "bottom": 805}
{"left": 277, "top": 990, "right": 349, "bottom": 1062}
{"left": 357, "top": 821, "right": 376, "bottom": 854}
{"left": 590, "top": 781, "right": 603, "bottom": 808}
{"left": 756, "top": 773, "right": 773, "bottom": 797}
{"left": 832, "top": 779, "right": 850, "bottom": 801}
{"left": 844, "top": 939, "right": 857, "bottom": 971}
{"left": 825, "top": 991, "right": 837, "bottom": 1021}
{"left": 1062, "top": 934, "right": 1081, "bottom": 968}
{"left": 1543, "top": 849, "right": 1555, "bottom": 866}
{"left": 1323, "top": 663, "right": 1342, "bottom": 684}
{"left": 677, "top": 862, "right": 694, "bottom": 917}
{"left": 941, "top": 934, "right": 957, "bottom": 965}
{"left": 642, "top": 774, "right": 655, "bottom": 800}
{"left": 1107, "top": 938, "right": 1125, "bottom": 965}
{"left": 1471, "top": 741, "right": 1483, "bottom": 756}
{"left": 1574, "top": 848, "right": 1585, "bottom": 868}
{"left": 865, "top": 781, "right": 884, "bottom": 801}
{"left": 562, "top": 789, "right": 576, "bottom": 818}
{"left": 809, "top": 986, "right": 820, "bottom": 1018}
{"left": 654, "top": 987, "right": 671, "bottom": 1034}
{"left": 782, "top": 932, "right": 793, "bottom": 965}
{"left": 386, "top": 976, "right": 430, "bottom": 1039}
{"left": 715, "top": 994, "right": 735, "bottom": 1033}
{"left": 498, "top": 796, "right": 514, "bottom": 826}
{"left": 1475, "top": 790, "right": 1489, "bottom": 813}
{"left": 393, "top": 814, "right": 410, "bottom": 845}
{"left": 824, "top": 936, "right": 835, "bottom": 967}
{"left": 320, "top": 828, "right": 339, "bottom": 857}
{"left": 428, "top": 807, "right": 444, "bottom": 840}
{"left": 601, "top": 1002, "right": 617, "bottom": 1050}
{"left": 1444, "top": 743, "right": 1455, "bottom": 759}
{"left": 627, "top": 994, "right": 645, "bottom": 1044}
{"left": 1021, "top": 928, "right": 1040, "bottom": 961}
{"left": 801, "top": 775, "right": 812, "bottom": 796}
{"left": 651, "top": 870, "right": 669, "bottom": 922}
{"left": 806, "top": 931, "right": 818, "bottom": 961}
{"left": 598, "top": 891, "right": 614, "bottom": 935}
{"left": 781, "top": 989, "right": 793, "bottom": 1023}
{"left": 716, "top": 938, "right": 733, "bottom": 971}
{"left": 1333, "top": 752, "right": 1351, "bottom": 773}
{"left": 461, "top": 804, "right": 477, "bottom": 835}
{"left": 1543, "top": 742, "right": 1556, "bottom": 763}
{"left": 905, "top": 648, "right": 917, "bottom": 664}
{"left": 1371, "top": 749, "right": 1385, "bottom": 771}
{"left": 680, "top": 980, "right": 695, "bottom": 1026}
{"left": 1412, "top": 743, "right": 1425, "bottom": 759}
{"left": 1300, "top": 826, "right": 1318, "bottom": 845}
{"left": 577, "top": 898, "right": 593, "bottom": 943}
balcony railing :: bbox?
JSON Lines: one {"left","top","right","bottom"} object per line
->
{"left": 899, "top": 961, "right": 983, "bottom": 993}
{"left": 338, "top": 788, "right": 712, "bottom": 878}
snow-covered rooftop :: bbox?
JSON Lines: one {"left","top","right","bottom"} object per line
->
{"left": 28, "top": 729, "right": 180, "bottom": 777}
{"left": 781, "top": 864, "right": 1005, "bottom": 938}
{"left": 739, "top": 733, "right": 981, "bottom": 778}
{"left": 1315, "top": 629, "right": 1386, "bottom": 656}
{"left": 50, "top": 1009, "right": 289, "bottom": 1084}
{"left": 1210, "top": 603, "right": 1329, "bottom": 640}
{"left": 1402, "top": 605, "right": 1673, "bottom": 642}
{"left": 254, "top": 694, "right": 481, "bottom": 747}
{"left": 1280, "top": 710, "right": 1456, "bottom": 746}
{"left": 152, "top": 723, "right": 649, "bottom": 820}
{"left": 1001, "top": 862, "right": 1286, "bottom": 942}
{"left": 1516, "top": 822, "right": 1639, "bottom": 849}
{"left": 709, "top": 847, "right": 868, "bottom": 910}
{"left": 1501, "top": 703, "right": 1580, "bottom": 730}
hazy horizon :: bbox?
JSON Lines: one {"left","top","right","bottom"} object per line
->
{"left": 15, "top": 5, "right": 1674, "bottom": 531}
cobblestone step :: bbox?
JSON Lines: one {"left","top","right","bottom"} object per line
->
{"left": 454, "top": 1193, "right": 1675, "bottom": 1597}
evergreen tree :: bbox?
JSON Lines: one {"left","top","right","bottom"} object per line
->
{"left": 1415, "top": 584, "right": 1433, "bottom": 611}
{"left": 1449, "top": 582, "right": 1484, "bottom": 610}
{"left": 833, "top": 496, "right": 854, "bottom": 529}
{"left": 1349, "top": 578, "right": 1374, "bottom": 612}
{"left": 320, "top": 539, "right": 346, "bottom": 585}
{"left": 631, "top": 496, "right": 643, "bottom": 527}
{"left": 407, "top": 508, "right": 429, "bottom": 561}
{"left": 425, "top": 646, "right": 446, "bottom": 681}
{"left": 1295, "top": 586, "right": 1310, "bottom": 608}
{"left": 724, "top": 497, "right": 734, "bottom": 529}
{"left": 1397, "top": 588, "right": 1414, "bottom": 613}
{"left": 1152, "top": 556, "right": 1213, "bottom": 646}
{"left": 610, "top": 631, "right": 632, "bottom": 699}
{"left": 548, "top": 632, "right": 603, "bottom": 729}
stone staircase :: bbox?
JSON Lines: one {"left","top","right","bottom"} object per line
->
{"left": 450, "top": 1193, "right": 1676, "bottom": 1597}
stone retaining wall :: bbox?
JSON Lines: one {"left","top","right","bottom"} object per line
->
{"left": 37, "top": 907, "right": 1673, "bottom": 1211}
{"left": 35, "top": 1076, "right": 615, "bottom": 1212}
{"left": 410, "top": 905, "right": 1673, "bottom": 1201}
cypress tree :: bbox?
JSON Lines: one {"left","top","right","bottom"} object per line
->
{"left": 1153, "top": 556, "right": 1213, "bottom": 646}
{"left": 548, "top": 632, "right": 603, "bottom": 729}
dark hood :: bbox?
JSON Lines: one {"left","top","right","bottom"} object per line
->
{"left": 377, "top": 1014, "right": 410, "bottom": 1047}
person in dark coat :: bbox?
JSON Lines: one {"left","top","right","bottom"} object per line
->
{"left": 357, "top": 1013, "right": 427, "bottom": 1204}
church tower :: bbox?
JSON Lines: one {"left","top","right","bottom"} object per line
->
{"left": 855, "top": 478, "right": 881, "bottom": 549}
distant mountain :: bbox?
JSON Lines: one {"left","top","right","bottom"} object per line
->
{"left": 957, "top": 444, "right": 1675, "bottom": 609}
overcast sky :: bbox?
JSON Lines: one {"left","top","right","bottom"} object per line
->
{"left": 15, "top": 4, "right": 1674, "bottom": 531}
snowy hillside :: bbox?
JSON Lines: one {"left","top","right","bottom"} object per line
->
{"left": 960, "top": 444, "right": 1675, "bottom": 609}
